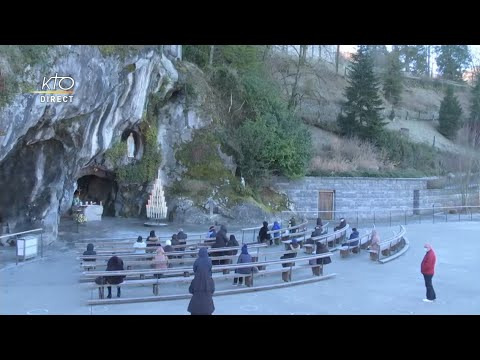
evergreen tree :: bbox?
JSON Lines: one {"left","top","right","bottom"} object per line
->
{"left": 468, "top": 76, "right": 480, "bottom": 146}
{"left": 438, "top": 86, "right": 463, "bottom": 139}
{"left": 337, "top": 45, "right": 386, "bottom": 141}
{"left": 383, "top": 48, "right": 403, "bottom": 105}
{"left": 435, "top": 45, "right": 472, "bottom": 81}
{"left": 398, "top": 45, "right": 429, "bottom": 76}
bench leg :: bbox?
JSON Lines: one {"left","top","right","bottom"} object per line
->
{"left": 282, "top": 271, "right": 289, "bottom": 282}
{"left": 245, "top": 276, "right": 253, "bottom": 287}
{"left": 99, "top": 287, "right": 104, "bottom": 299}
{"left": 370, "top": 252, "right": 378, "bottom": 261}
{"left": 153, "top": 284, "right": 159, "bottom": 296}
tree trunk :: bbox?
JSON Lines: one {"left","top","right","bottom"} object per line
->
{"left": 318, "top": 45, "right": 322, "bottom": 59}
{"left": 209, "top": 45, "right": 215, "bottom": 66}
{"left": 335, "top": 45, "right": 341, "bottom": 74}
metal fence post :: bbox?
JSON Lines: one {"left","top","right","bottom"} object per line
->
{"left": 373, "top": 211, "right": 376, "bottom": 225}
{"left": 404, "top": 210, "right": 407, "bottom": 225}
{"left": 41, "top": 231, "right": 44, "bottom": 258}
{"left": 356, "top": 211, "right": 359, "bottom": 228}
{"left": 389, "top": 211, "right": 392, "bottom": 227}
{"left": 432, "top": 205, "right": 435, "bottom": 224}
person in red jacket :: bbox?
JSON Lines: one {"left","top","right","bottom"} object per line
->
{"left": 421, "top": 243, "right": 436, "bottom": 302}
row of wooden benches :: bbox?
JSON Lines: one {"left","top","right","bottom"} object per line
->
{"left": 368, "top": 226, "right": 407, "bottom": 262}
{"left": 82, "top": 252, "right": 334, "bottom": 304}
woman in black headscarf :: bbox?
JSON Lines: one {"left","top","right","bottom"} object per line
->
{"left": 188, "top": 248, "right": 215, "bottom": 315}
{"left": 83, "top": 243, "right": 96, "bottom": 262}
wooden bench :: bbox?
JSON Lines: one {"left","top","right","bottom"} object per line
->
{"left": 339, "top": 229, "right": 373, "bottom": 258}
{"left": 83, "top": 253, "right": 333, "bottom": 300}
{"left": 368, "top": 226, "right": 406, "bottom": 262}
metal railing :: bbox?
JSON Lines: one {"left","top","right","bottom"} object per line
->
{"left": 0, "top": 228, "right": 44, "bottom": 265}
{"left": 282, "top": 205, "right": 480, "bottom": 229}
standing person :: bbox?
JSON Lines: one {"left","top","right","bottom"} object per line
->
{"left": 188, "top": 248, "right": 215, "bottom": 315}
{"left": 421, "top": 243, "right": 437, "bottom": 302}
{"left": 105, "top": 256, "right": 126, "bottom": 299}
{"left": 289, "top": 217, "right": 297, "bottom": 233}
{"left": 133, "top": 236, "right": 146, "bottom": 254}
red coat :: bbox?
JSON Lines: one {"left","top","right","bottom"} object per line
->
{"left": 421, "top": 249, "right": 436, "bottom": 275}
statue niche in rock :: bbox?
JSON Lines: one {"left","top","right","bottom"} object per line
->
{"left": 127, "top": 132, "right": 135, "bottom": 159}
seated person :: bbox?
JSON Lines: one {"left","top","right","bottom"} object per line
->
{"left": 258, "top": 221, "right": 271, "bottom": 245}
{"left": 334, "top": 218, "right": 347, "bottom": 232}
{"left": 342, "top": 228, "right": 359, "bottom": 247}
{"left": 280, "top": 239, "right": 300, "bottom": 282}
{"left": 368, "top": 230, "right": 381, "bottom": 252}
{"left": 289, "top": 217, "right": 297, "bottom": 233}
{"left": 177, "top": 228, "right": 188, "bottom": 244}
{"left": 281, "top": 239, "right": 300, "bottom": 267}
{"left": 105, "top": 256, "right": 126, "bottom": 298}
{"left": 207, "top": 225, "right": 217, "bottom": 239}
{"left": 311, "top": 225, "right": 323, "bottom": 238}
{"left": 316, "top": 217, "right": 323, "bottom": 227}
{"left": 133, "top": 236, "right": 146, "bottom": 254}
{"left": 234, "top": 244, "right": 258, "bottom": 286}
{"left": 83, "top": 243, "right": 96, "bottom": 262}
{"left": 146, "top": 230, "right": 160, "bottom": 247}
{"left": 311, "top": 242, "right": 332, "bottom": 276}
{"left": 164, "top": 239, "right": 174, "bottom": 253}
{"left": 226, "top": 235, "right": 239, "bottom": 256}
{"left": 271, "top": 221, "right": 281, "bottom": 242}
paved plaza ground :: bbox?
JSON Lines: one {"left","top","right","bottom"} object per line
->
{"left": 0, "top": 218, "right": 479, "bottom": 315}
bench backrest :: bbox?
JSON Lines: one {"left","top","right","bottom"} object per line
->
{"left": 81, "top": 253, "right": 333, "bottom": 279}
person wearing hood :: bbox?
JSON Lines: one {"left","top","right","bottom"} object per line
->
{"left": 188, "top": 248, "right": 215, "bottom": 315}
{"left": 83, "top": 243, "right": 96, "bottom": 262}
{"left": 153, "top": 246, "right": 168, "bottom": 278}
{"left": 258, "top": 221, "right": 272, "bottom": 245}
{"left": 311, "top": 242, "right": 331, "bottom": 276}
{"left": 133, "top": 236, "right": 146, "bottom": 254}
{"left": 234, "top": 244, "right": 257, "bottom": 287}
{"left": 369, "top": 230, "right": 381, "bottom": 252}
{"left": 271, "top": 221, "right": 281, "bottom": 245}
{"left": 193, "top": 247, "right": 212, "bottom": 275}
{"left": 421, "top": 243, "right": 437, "bottom": 302}
{"left": 316, "top": 217, "right": 323, "bottom": 227}
{"left": 105, "top": 256, "right": 126, "bottom": 299}
{"left": 280, "top": 239, "right": 300, "bottom": 282}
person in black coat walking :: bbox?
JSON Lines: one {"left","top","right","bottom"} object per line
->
{"left": 188, "top": 248, "right": 215, "bottom": 315}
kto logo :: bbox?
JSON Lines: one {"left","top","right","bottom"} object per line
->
{"left": 32, "top": 73, "right": 75, "bottom": 103}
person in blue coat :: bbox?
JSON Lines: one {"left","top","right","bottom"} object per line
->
{"left": 188, "top": 248, "right": 215, "bottom": 315}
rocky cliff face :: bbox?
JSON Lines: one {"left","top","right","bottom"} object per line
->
{"left": 0, "top": 46, "right": 197, "bottom": 242}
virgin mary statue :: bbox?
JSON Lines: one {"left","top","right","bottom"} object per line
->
{"left": 127, "top": 133, "right": 135, "bottom": 158}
